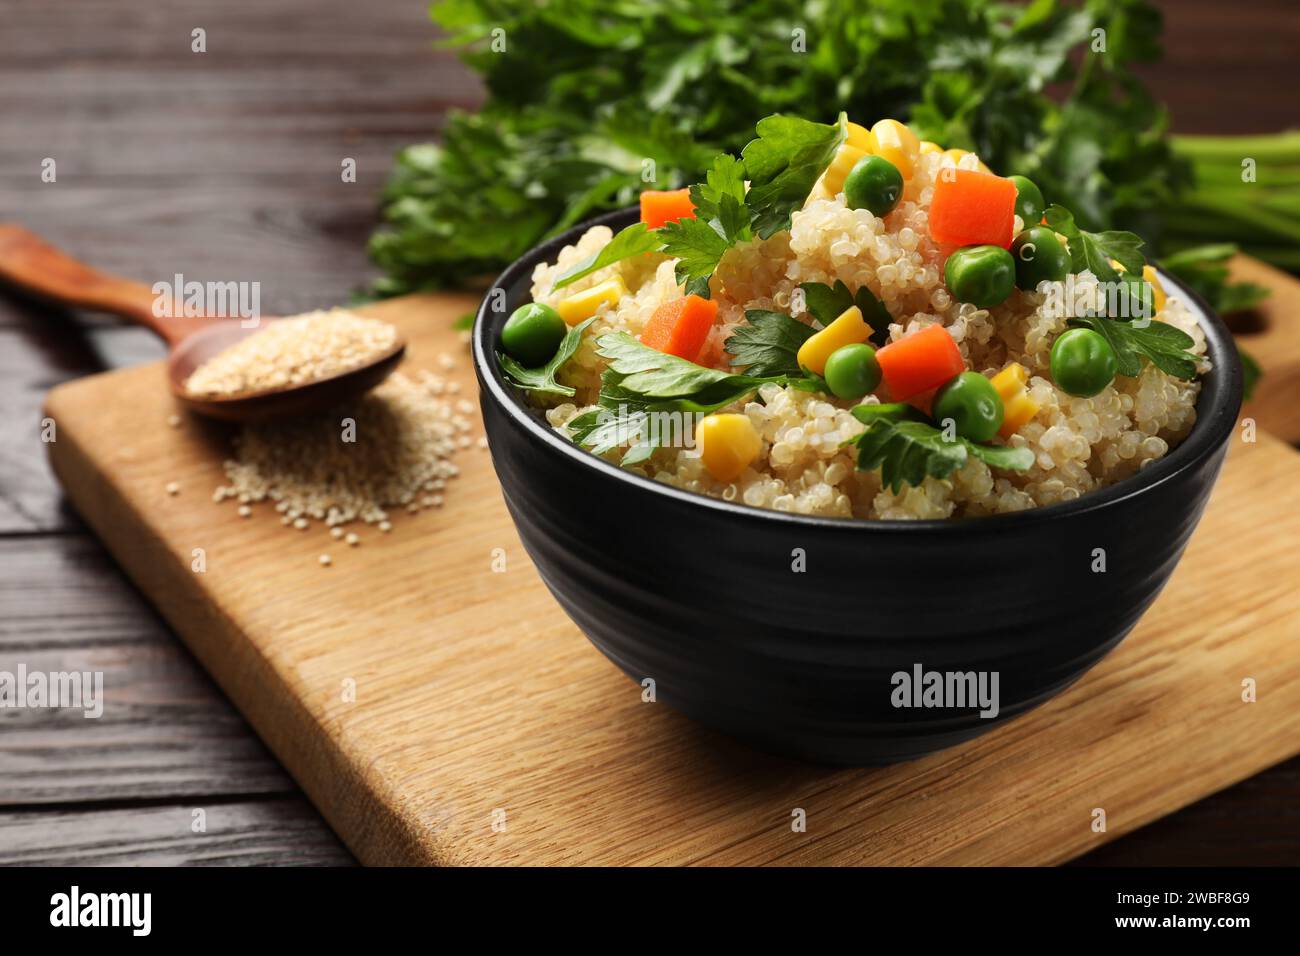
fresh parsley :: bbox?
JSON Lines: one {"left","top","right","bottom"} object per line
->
{"left": 497, "top": 317, "right": 596, "bottom": 398}
{"left": 799, "top": 279, "right": 892, "bottom": 345}
{"left": 552, "top": 118, "right": 845, "bottom": 300}
{"left": 724, "top": 309, "right": 815, "bottom": 377}
{"left": 552, "top": 222, "right": 664, "bottom": 290}
{"left": 1066, "top": 315, "right": 1199, "bottom": 380}
{"left": 1043, "top": 205, "right": 1145, "bottom": 283}
{"left": 739, "top": 114, "right": 847, "bottom": 239}
{"left": 847, "top": 403, "right": 1034, "bottom": 494}
{"left": 595, "top": 332, "right": 772, "bottom": 414}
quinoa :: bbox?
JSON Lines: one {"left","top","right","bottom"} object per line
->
{"left": 212, "top": 370, "right": 468, "bottom": 533}
{"left": 525, "top": 148, "right": 1206, "bottom": 520}
{"left": 184, "top": 309, "right": 398, "bottom": 398}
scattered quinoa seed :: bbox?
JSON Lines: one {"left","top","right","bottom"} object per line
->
{"left": 238, "top": 505, "right": 252, "bottom": 518}
{"left": 165, "top": 482, "right": 180, "bottom": 496}
{"left": 319, "top": 554, "right": 332, "bottom": 567}
{"left": 345, "top": 533, "right": 359, "bottom": 547}
{"left": 167, "top": 414, "right": 182, "bottom": 428}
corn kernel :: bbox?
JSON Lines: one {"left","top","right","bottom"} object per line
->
{"left": 846, "top": 122, "right": 877, "bottom": 152}
{"left": 990, "top": 362, "right": 1039, "bottom": 438}
{"left": 697, "top": 414, "right": 762, "bottom": 483}
{"left": 919, "top": 141, "right": 943, "bottom": 155}
{"left": 990, "top": 362, "right": 1029, "bottom": 402}
{"left": 1000, "top": 392, "right": 1040, "bottom": 438}
{"left": 1143, "top": 265, "right": 1167, "bottom": 314}
{"left": 823, "top": 144, "right": 869, "bottom": 196}
{"left": 555, "top": 276, "right": 627, "bottom": 326}
{"left": 796, "top": 306, "right": 873, "bottom": 376}
{"left": 871, "top": 119, "right": 920, "bottom": 178}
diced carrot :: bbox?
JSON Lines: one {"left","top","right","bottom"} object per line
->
{"left": 875, "top": 324, "right": 966, "bottom": 401}
{"left": 640, "top": 188, "right": 696, "bottom": 230}
{"left": 929, "top": 169, "right": 1017, "bottom": 249}
{"left": 640, "top": 294, "right": 718, "bottom": 362}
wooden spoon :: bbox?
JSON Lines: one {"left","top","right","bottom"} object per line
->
{"left": 0, "top": 225, "right": 406, "bottom": 423}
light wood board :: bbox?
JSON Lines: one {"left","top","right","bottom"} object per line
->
{"left": 42, "top": 288, "right": 1300, "bottom": 866}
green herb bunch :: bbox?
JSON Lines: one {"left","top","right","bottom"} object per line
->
{"left": 369, "top": 0, "right": 1198, "bottom": 297}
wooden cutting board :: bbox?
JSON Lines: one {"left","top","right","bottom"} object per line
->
{"left": 42, "top": 281, "right": 1300, "bottom": 866}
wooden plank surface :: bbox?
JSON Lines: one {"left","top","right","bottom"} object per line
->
{"left": 0, "top": 799, "right": 351, "bottom": 867}
{"left": 39, "top": 292, "right": 1300, "bottom": 866}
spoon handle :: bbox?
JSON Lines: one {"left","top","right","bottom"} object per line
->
{"left": 0, "top": 224, "right": 192, "bottom": 346}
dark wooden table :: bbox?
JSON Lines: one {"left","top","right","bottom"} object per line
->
{"left": 2, "top": 0, "right": 1297, "bottom": 866}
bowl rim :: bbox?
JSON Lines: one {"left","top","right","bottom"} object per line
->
{"left": 472, "top": 206, "right": 1243, "bottom": 535}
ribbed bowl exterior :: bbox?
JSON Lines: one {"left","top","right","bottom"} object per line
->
{"left": 473, "top": 209, "right": 1242, "bottom": 765}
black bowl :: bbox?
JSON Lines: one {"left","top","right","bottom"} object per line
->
{"left": 472, "top": 207, "right": 1243, "bottom": 765}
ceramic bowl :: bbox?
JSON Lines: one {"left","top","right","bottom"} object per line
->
{"left": 472, "top": 208, "right": 1243, "bottom": 765}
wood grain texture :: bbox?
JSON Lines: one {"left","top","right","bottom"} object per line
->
{"left": 0, "top": 798, "right": 352, "bottom": 866}
{"left": 1230, "top": 256, "right": 1300, "bottom": 445}
{"left": 0, "top": 536, "right": 298, "bottom": 806}
{"left": 39, "top": 292, "right": 1300, "bottom": 866}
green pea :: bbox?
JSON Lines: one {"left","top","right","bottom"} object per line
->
{"left": 823, "top": 343, "right": 881, "bottom": 400}
{"left": 944, "top": 245, "right": 1016, "bottom": 309}
{"left": 843, "top": 155, "right": 904, "bottom": 217}
{"left": 1050, "top": 328, "right": 1118, "bottom": 397}
{"left": 501, "top": 302, "right": 567, "bottom": 367}
{"left": 1008, "top": 175, "right": 1045, "bottom": 224}
{"left": 1011, "top": 226, "right": 1070, "bottom": 290}
{"left": 932, "top": 371, "right": 1004, "bottom": 443}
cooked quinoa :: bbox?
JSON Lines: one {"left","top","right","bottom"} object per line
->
{"left": 184, "top": 309, "right": 398, "bottom": 398}
{"left": 522, "top": 147, "right": 1206, "bottom": 520}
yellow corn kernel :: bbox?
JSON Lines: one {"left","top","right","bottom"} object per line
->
{"left": 999, "top": 392, "right": 1040, "bottom": 438}
{"left": 990, "top": 362, "right": 1039, "bottom": 438}
{"left": 1143, "top": 265, "right": 1167, "bottom": 314}
{"left": 796, "top": 305, "right": 873, "bottom": 376}
{"left": 823, "top": 144, "right": 868, "bottom": 196}
{"left": 846, "top": 122, "right": 877, "bottom": 152}
{"left": 919, "top": 140, "right": 943, "bottom": 155}
{"left": 555, "top": 276, "right": 627, "bottom": 326}
{"left": 870, "top": 119, "right": 920, "bottom": 179}
{"left": 697, "top": 414, "right": 761, "bottom": 483}
{"left": 990, "top": 362, "right": 1029, "bottom": 402}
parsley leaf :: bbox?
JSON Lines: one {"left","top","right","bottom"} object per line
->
{"left": 553, "top": 222, "right": 664, "bottom": 289}
{"left": 741, "top": 114, "right": 848, "bottom": 238}
{"left": 724, "top": 309, "right": 815, "bottom": 377}
{"left": 1043, "top": 205, "right": 1145, "bottom": 282}
{"left": 799, "top": 280, "right": 892, "bottom": 344}
{"left": 595, "top": 332, "right": 772, "bottom": 413}
{"left": 657, "top": 215, "right": 735, "bottom": 293}
{"left": 497, "top": 317, "right": 596, "bottom": 398}
{"left": 847, "top": 403, "right": 1033, "bottom": 493}
{"left": 1066, "top": 315, "right": 1199, "bottom": 380}
{"left": 658, "top": 153, "right": 756, "bottom": 296}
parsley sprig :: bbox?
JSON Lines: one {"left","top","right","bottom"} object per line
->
{"left": 497, "top": 317, "right": 595, "bottom": 398}
{"left": 1066, "top": 315, "right": 1199, "bottom": 380}
{"left": 847, "top": 403, "right": 1034, "bottom": 494}
{"left": 552, "top": 114, "right": 847, "bottom": 296}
